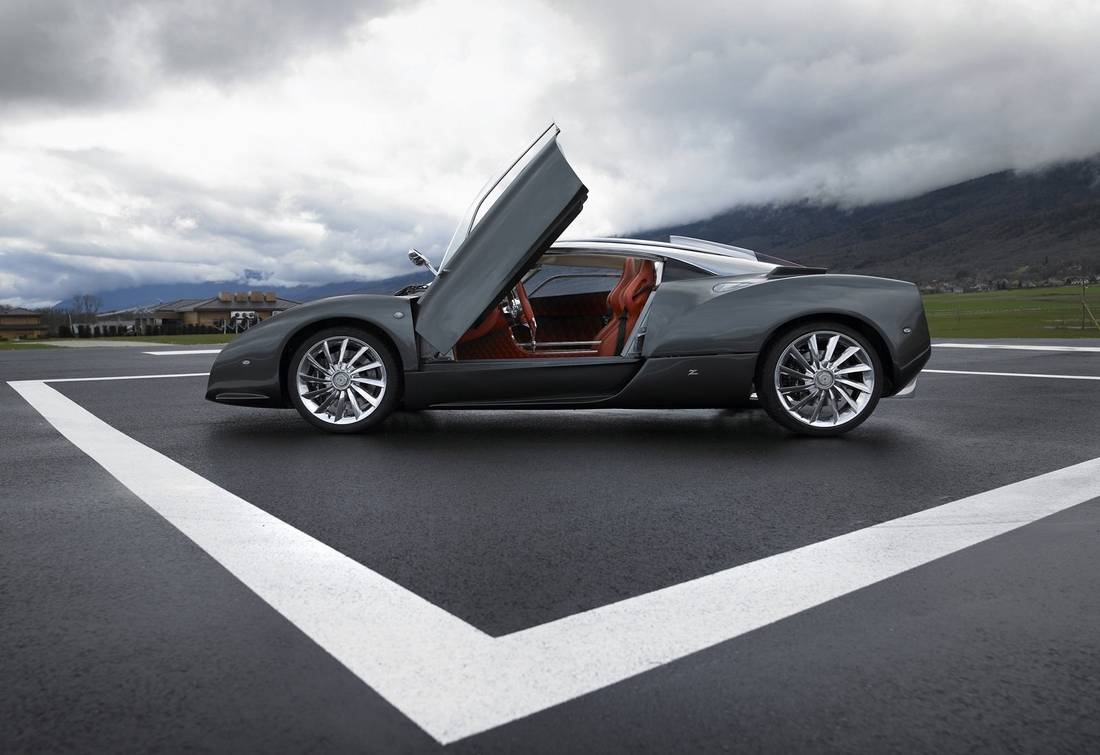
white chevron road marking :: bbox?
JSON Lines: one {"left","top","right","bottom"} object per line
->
{"left": 11, "top": 373, "right": 1100, "bottom": 743}
{"left": 924, "top": 369, "right": 1100, "bottom": 381}
{"left": 935, "top": 342, "right": 1100, "bottom": 353}
{"left": 143, "top": 349, "right": 223, "bottom": 355}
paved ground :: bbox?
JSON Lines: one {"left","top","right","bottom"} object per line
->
{"left": 2, "top": 340, "right": 1099, "bottom": 752}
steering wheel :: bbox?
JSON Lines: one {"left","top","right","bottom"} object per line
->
{"left": 506, "top": 281, "right": 537, "bottom": 343}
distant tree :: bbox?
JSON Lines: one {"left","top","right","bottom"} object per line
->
{"left": 69, "top": 294, "right": 103, "bottom": 323}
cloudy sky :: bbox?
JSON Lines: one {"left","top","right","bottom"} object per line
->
{"left": 2, "top": 0, "right": 1100, "bottom": 306}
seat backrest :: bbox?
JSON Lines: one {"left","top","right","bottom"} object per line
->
{"left": 597, "top": 260, "right": 656, "bottom": 356}
{"left": 622, "top": 261, "right": 656, "bottom": 315}
{"left": 605, "top": 258, "right": 637, "bottom": 315}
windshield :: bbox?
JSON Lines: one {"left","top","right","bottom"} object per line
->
{"left": 439, "top": 123, "right": 560, "bottom": 271}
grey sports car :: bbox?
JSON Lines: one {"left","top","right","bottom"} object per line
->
{"left": 206, "top": 124, "right": 930, "bottom": 436}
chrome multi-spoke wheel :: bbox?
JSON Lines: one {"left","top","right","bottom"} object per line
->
{"left": 759, "top": 323, "right": 882, "bottom": 436}
{"left": 290, "top": 330, "right": 395, "bottom": 431}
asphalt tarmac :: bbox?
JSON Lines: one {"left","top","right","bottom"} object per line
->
{"left": 2, "top": 340, "right": 1099, "bottom": 752}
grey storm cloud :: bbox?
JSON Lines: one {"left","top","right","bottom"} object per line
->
{"left": 0, "top": 0, "right": 391, "bottom": 108}
{"left": 549, "top": 0, "right": 1100, "bottom": 220}
{"left": 2, "top": 0, "right": 1100, "bottom": 306}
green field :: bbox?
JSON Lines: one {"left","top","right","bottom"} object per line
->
{"left": 923, "top": 286, "right": 1100, "bottom": 339}
{"left": 0, "top": 341, "right": 57, "bottom": 350}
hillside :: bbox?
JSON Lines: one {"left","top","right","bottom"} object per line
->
{"left": 641, "top": 158, "right": 1100, "bottom": 286}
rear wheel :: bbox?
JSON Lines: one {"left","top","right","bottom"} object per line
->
{"left": 288, "top": 328, "right": 399, "bottom": 433}
{"left": 758, "top": 321, "right": 883, "bottom": 437}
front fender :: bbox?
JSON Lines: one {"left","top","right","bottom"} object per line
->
{"left": 205, "top": 295, "right": 417, "bottom": 407}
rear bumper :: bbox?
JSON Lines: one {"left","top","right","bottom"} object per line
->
{"left": 887, "top": 343, "right": 931, "bottom": 397}
{"left": 887, "top": 377, "right": 917, "bottom": 398}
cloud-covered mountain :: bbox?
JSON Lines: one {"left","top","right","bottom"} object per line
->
{"left": 643, "top": 158, "right": 1100, "bottom": 285}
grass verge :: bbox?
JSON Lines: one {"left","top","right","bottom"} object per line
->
{"left": 923, "top": 285, "right": 1100, "bottom": 339}
{"left": 0, "top": 342, "right": 58, "bottom": 350}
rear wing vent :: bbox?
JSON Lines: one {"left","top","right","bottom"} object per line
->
{"left": 669, "top": 235, "right": 807, "bottom": 269}
{"left": 768, "top": 266, "right": 827, "bottom": 278}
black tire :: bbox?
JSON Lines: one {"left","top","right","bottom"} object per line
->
{"left": 287, "top": 327, "right": 400, "bottom": 434}
{"left": 757, "top": 321, "right": 884, "bottom": 437}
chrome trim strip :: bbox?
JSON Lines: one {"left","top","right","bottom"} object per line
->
{"left": 534, "top": 340, "right": 601, "bottom": 348}
{"left": 668, "top": 235, "right": 758, "bottom": 260}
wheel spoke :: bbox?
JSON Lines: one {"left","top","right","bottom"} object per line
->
{"left": 823, "top": 334, "right": 839, "bottom": 364}
{"left": 826, "top": 389, "right": 839, "bottom": 424}
{"left": 302, "top": 386, "right": 330, "bottom": 401}
{"left": 314, "top": 390, "right": 338, "bottom": 414}
{"left": 807, "top": 334, "right": 820, "bottom": 364}
{"left": 834, "top": 364, "right": 872, "bottom": 375}
{"left": 352, "top": 377, "right": 385, "bottom": 388}
{"left": 788, "top": 348, "right": 814, "bottom": 373}
{"left": 834, "top": 386, "right": 859, "bottom": 411}
{"left": 347, "top": 389, "right": 363, "bottom": 418}
{"left": 322, "top": 340, "right": 334, "bottom": 367}
{"left": 833, "top": 346, "right": 860, "bottom": 367}
{"left": 788, "top": 389, "right": 818, "bottom": 412}
{"left": 351, "top": 384, "right": 380, "bottom": 407}
{"left": 779, "top": 382, "right": 813, "bottom": 394}
{"left": 779, "top": 365, "right": 810, "bottom": 379}
{"left": 347, "top": 346, "right": 368, "bottom": 367}
{"left": 297, "top": 372, "right": 328, "bottom": 383}
{"left": 808, "top": 391, "right": 826, "bottom": 422}
{"left": 306, "top": 354, "right": 329, "bottom": 375}
{"left": 338, "top": 338, "right": 348, "bottom": 364}
{"left": 350, "top": 361, "right": 382, "bottom": 375}
{"left": 837, "top": 378, "right": 871, "bottom": 393}
{"left": 333, "top": 391, "right": 347, "bottom": 421}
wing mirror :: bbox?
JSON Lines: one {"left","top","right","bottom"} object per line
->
{"left": 408, "top": 249, "right": 439, "bottom": 277}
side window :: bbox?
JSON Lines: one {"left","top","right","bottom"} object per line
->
{"left": 526, "top": 265, "right": 622, "bottom": 299}
{"left": 661, "top": 259, "right": 711, "bottom": 281}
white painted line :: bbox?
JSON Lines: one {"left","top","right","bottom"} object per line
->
{"left": 924, "top": 368, "right": 1100, "bottom": 381}
{"left": 936, "top": 342, "right": 1100, "bottom": 353}
{"left": 42, "top": 373, "right": 210, "bottom": 383}
{"left": 143, "top": 349, "right": 223, "bottom": 356}
{"left": 11, "top": 373, "right": 1100, "bottom": 743}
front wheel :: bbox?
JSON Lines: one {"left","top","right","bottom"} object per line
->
{"left": 288, "top": 328, "right": 399, "bottom": 433}
{"left": 757, "top": 322, "right": 883, "bottom": 437}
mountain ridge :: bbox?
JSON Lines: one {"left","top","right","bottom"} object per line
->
{"left": 73, "top": 272, "right": 432, "bottom": 312}
{"left": 639, "top": 158, "right": 1100, "bottom": 285}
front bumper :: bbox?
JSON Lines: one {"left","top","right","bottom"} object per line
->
{"left": 205, "top": 335, "right": 286, "bottom": 407}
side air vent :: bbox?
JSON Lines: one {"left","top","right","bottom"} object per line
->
{"left": 768, "top": 266, "right": 827, "bottom": 277}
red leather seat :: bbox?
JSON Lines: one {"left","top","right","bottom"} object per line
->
{"left": 592, "top": 259, "right": 635, "bottom": 347}
{"left": 597, "top": 260, "right": 655, "bottom": 356}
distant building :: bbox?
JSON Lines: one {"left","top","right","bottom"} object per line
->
{"left": 0, "top": 308, "right": 46, "bottom": 340}
{"left": 99, "top": 291, "right": 300, "bottom": 334}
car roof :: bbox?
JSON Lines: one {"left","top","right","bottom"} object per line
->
{"left": 552, "top": 237, "right": 779, "bottom": 276}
